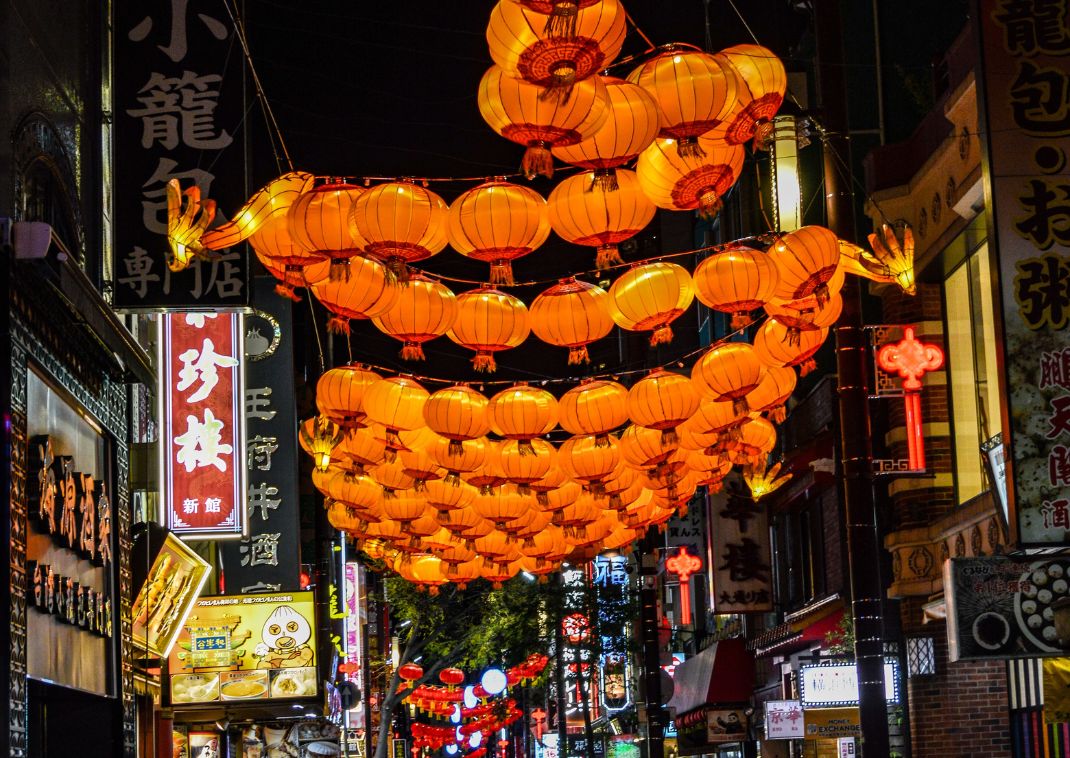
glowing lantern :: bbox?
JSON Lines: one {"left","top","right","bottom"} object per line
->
{"left": 766, "top": 226, "right": 841, "bottom": 305}
{"left": 363, "top": 377, "right": 430, "bottom": 448}
{"left": 311, "top": 255, "right": 400, "bottom": 334}
{"left": 480, "top": 557, "right": 523, "bottom": 589}
{"left": 538, "top": 480, "right": 582, "bottom": 512}
{"left": 472, "top": 529, "right": 521, "bottom": 561}
{"left": 635, "top": 134, "right": 746, "bottom": 218}
{"left": 427, "top": 435, "right": 487, "bottom": 483}
{"left": 558, "top": 434, "right": 620, "bottom": 489}
{"left": 447, "top": 181, "right": 550, "bottom": 285}
{"left": 477, "top": 65, "right": 608, "bottom": 179}
{"left": 529, "top": 278, "right": 614, "bottom": 364}
{"left": 404, "top": 555, "right": 449, "bottom": 595}
{"left": 299, "top": 415, "right": 344, "bottom": 471}
{"left": 437, "top": 507, "right": 494, "bottom": 540}
{"left": 500, "top": 438, "right": 556, "bottom": 493}
{"left": 691, "top": 342, "right": 766, "bottom": 412}
{"left": 552, "top": 77, "right": 660, "bottom": 182}
{"left": 472, "top": 485, "right": 530, "bottom": 531}
{"left": 440, "top": 668, "right": 466, "bottom": 688}
{"left": 372, "top": 274, "right": 458, "bottom": 360}
{"left": 676, "top": 417, "right": 721, "bottom": 451}
{"left": 424, "top": 477, "right": 478, "bottom": 515}
{"left": 400, "top": 448, "right": 447, "bottom": 490}
{"left": 487, "top": 0, "right": 626, "bottom": 95}
{"left": 765, "top": 292, "right": 843, "bottom": 336}
{"left": 692, "top": 246, "right": 780, "bottom": 329}
{"left": 325, "top": 471, "right": 383, "bottom": 512}
{"left": 351, "top": 182, "right": 449, "bottom": 281}
{"left": 373, "top": 459, "right": 418, "bottom": 501}
{"left": 336, "top": 426, "right": 388, "bottom": 471}
{"left": 316, "top": 364, "right": 381, "bottom": 428}
{"left": 287, "top": 180, "right": 368, "bottom": 280}
{"left": 489, "top": 384, "right": 559, "bottom": 452}
{"left": 618, "top": 424, "right": 678, "bottom": 468}
{"left": 327, "top": 500, "right": 368, "bottom": 535}
{"left": 627, "top": 48, "right": 740, "bottom": 157}
{"left": 530, "top": 466, "right": 569, "bottom": 507}
{"left": 463, "top": 440, "right": 506, "bottom": 494}
{"left": 626, "top": 369, "right": 699, "bottom": 443}
{"left": 665, "top": 546, "right": 702, "bottom": 624}
{"left": 547, "top": 169, "right": 656, "bottom": 269}
{"left": 754, "top": 318, "right": 829, "bottom": 376}
{"left": 744, "top": 366, "right": 797, "bottom": 423}
{"left": 718, "top": 44, "right": 787, "bottom": 146}
{"left": 557, "top": 379, "right": 628, "bottom": 443}
{"left": 727, "top": 416, "right": 777, "bottom": 467}
{"left": 400, "top": 663, "right": 425, "bottom": 682}
{"left": 423, "top": 385, "right": 492, "bottom": 452}
{"left": 256, "top": 254, "right": 332, "bottom": 302}
{"left": 448, "top": 287, "right": 531, "bottom": 372}
{"left": 608, "top": 261, "right": 694, "bottom": 346}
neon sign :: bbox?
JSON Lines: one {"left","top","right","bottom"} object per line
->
{"left": 877, "top": 327, "right": 944, "bottom": 470}
{"left": 665, "top": 546, "right": 703, "bottom": 625}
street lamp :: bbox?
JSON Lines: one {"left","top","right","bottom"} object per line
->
{"left": 771, "top": 115, "right": 802, "bottom": 233}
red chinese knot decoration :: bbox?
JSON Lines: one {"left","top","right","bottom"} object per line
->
{"left": 877, "top": 326, "right": 944, "bottom": 470}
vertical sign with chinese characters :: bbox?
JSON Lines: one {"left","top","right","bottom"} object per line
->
{"left": 560, "top": 566, "right": 599, "bottom": 721}
{"left": 593, "top": 556, "right": 632, "bottom": 714}
{"left": 710, "top": 491, "right": 773, "bottom": 613}
{"left": 221, "top": 283, "right": 301, "bottom": 590}
{"left": 161, "top": 312, "right": 246, "bottom": 538}
{"left": 114, "top": 0, "right": 250, "bottom": 309}
{"left": 976, "top": 0, "right": 1070, "bottom": 546}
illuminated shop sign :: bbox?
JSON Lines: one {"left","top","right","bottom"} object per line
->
{"left": 798, "top": 659, "right": 900, "bottom": 707}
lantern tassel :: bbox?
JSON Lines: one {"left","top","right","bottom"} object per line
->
{"left": 445, "top": 471, "right": 460, "bottom": 486}
{"left": 536, "top": 492, "right": 549, "bottom": 507}
{"left": 543, "top": 0, "right": 579, "bottom": 36}
{"left": 698, "top": 190, "right": 724, "bottom": 220}
{"left": 799, "top": 358, "right": 817, "bottom": 377}
{"left": 661, "top": 428, "right": 679, "bottom": 445}
{"left": 522, "top": 142, "right": 555, "bottom": 180}
{"left": 596, "top": 244, "right": 623, "bottom": 270}
{"left": 327, "top": 316, "right": 351, "bottom": 336}
{"left": 813, "top": 282, "right": 831, "bottom": 307}
{"left": 401, "top": 343, "right": 426, "bottom": 361}
{"left": 769, "top": 405, "right": 787, "bottom": 423}
{"left": 490, "top": 261, "right": 514, "bottom": 286}
{"left": 538, "top": 65, "right": 577, "bottom": 103}
{"left": 383, "top": 258, "right": 412, "bottom": 286}
{"left": 329, "top": 258, "right": 352, "bottom": 282}
{"left": 274, "top": 283, "right": 301, "bottom": 302}
{"left": 649, "top": 325, "right": 674, "bottom": 346}
{"left": 518, "top": 439, "right": 535, "bottom": 456}
{"left": 472, "top": 352, "right": 497, "bottom": 373}
{"left": 785, "top": 326, "right": 802, "bottom": 346}
{"left": 414, "top": 479, "right": 426, "bottom": 493}
{"left": 589, "top": 168, "right": 619, "bottom": 193}
{"left": 568, "top": 345, "right": 590, "bottom": 365}
{"left": 733, "top": 398, "right": 750, "bottom": 416}
{"left": 449, "top": 439, "right": 464, "bottom": 457}
{"left": 517, "top": 483, "right": 532, "bottom": 496}
{"left": 730, "top": 312, "right": 753, "bottom": 330}
{"left": 594, "top": 433, "right": 610, "bottom": 448}
{"left": 676, "top": 136, "right": 706, "bottom": 159}
{"left": 609, "top": 494, "right": 622, "bottom": 509}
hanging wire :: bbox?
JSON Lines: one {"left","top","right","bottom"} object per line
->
{"left": 623, "top": 8, "right": 658, "bottom": 51}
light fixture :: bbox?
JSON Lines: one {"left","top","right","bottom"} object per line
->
{"left": 481, "top": 667, "right": 507, "bottom": 696}
{"left": 771, "top": 115, "right": 802, "bottom": 233}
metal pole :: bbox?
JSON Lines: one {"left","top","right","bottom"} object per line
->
{"left": 638, "top": 527, "right": 664, "bottom": 758}
{"left": 813, "top": 0, "right": 890, "bottom": 755}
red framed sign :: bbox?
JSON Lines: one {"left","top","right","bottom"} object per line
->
{"left": 160, "top": 312, "right": 246, "bottom": 538}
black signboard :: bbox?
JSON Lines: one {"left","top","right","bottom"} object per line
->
{"left": 221, "top": 278, "right": 300, "bottom": 591}
{"left": 113, "top": 0, "right": 251, "bottom": 309}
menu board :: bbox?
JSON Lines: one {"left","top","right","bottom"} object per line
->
{"left": 132, "top": 532, "right": 211, "bottom": 658}
{"left": 168, "top": 591, "right": 318, "bottom": 704}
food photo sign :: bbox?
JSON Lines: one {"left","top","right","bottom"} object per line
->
{"left": 167, "top": 591, "right": 319, "bottom": 704}
{"left": 945, "top": 556, "right": 1070, "bottom": 661}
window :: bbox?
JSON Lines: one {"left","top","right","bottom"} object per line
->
{"left": 945, "top": 242, "right": 1003, "bottom": 502}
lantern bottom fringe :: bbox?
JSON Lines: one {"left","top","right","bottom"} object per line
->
{"left": 594, "top": 433, "right": 610, "bottom": 448}
{"left": 472, "top": 353, "right": 497, "bottom": 373}
{"left": 676, "top": 136, "right": 706, "bottom": 159}
{"left": 274, "top": 283, "right": 302, "bottom": 302}
{"left": 609, "top": 494, "right": 622, "bottom": 510}
{"left": 730, "top": 312, "right": 753, "bottom": 330}
{"left": 589, "top": 168, "right": 619, "bottom": 193}
{"left": 813, "top": 282, "right": 830, "bottom": 307}
{"left": 536, "top": 492, "right": 549, "bottom": 507}
{"left": 543, "top": 2, "right": 579, "bottom": 36}
{"left": 732, "top": 397, "right": 749, "bottom": 416}
{"left": 596, "top": 244, "right": 623, "bottom": 270}
{"left": 401, "top": 343, "right": 426, "bottom": 361}
{"left": 568, "top": 345, "right": 590, "bottom": 365}
{"left": 784, "top": 326, "right": 802, "bottom": 347}
{"left": 480, "top": 484, "right": 495, "bottom": 495}
{"left": 539, "top": 70, "right": 576, "bottom": 103}
{"left": 799, "top": 357, "right": 817, "bottom": 377}
{"left": 490, "top": 261, "right": 514, "bottom": 286}
{"left": 769, "top": 405, "right": 787, "bottom": 423}
{"left": 649, "top": 325, "right": 674, "bottom": 346}
{"left": 383, "top": 258, "right": 412, "bottom": 286}
{"left": 448, "top": 439, "right": 464, "bottom": 457}
{"left": 329, "top": 258, "right": 352, "bottom": 282}
{"left": 517, "top": 483, "right": 532, "bottom": 495}
{"left": 698, "top": 191, "right": 724, "bottom": 220}
{"left": 661, "top": 427, "right": 679, "bottom": 445}
{"left": 384, "top": 448, "right": 398, "bottom": 464}
{"left": 522, "top": 143, "right": 554, "bottom": 180}
{"left": 518, "top": 439, "right": 535, "bottom": 456}
{"left": 326, "top": 316, "right": 351, "bottom": 336}
{"left": 414, "top": 479, "right": 426, "bottom": 492}
{"left": 753, "top": 119, "right": 776, "bottom": 150}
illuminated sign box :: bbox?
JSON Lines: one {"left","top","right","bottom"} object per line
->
{"left": 798, "top": 659, "right": 900, "bottom": 707}
{"left": 167, "top": 591, "right": 318, "bottom": 705}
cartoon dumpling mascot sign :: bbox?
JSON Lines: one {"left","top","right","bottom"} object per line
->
{"left": 253, "top": 605, "right": 314, "bottom": 669}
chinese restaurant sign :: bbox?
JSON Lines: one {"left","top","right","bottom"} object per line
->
{"left": 944, "top": 556, "right": 1070, "bottom": 661}
{"left": 131, "top": 531, "right": 211, "bottom": 659}
{"left": 764, "top": 700, "right": 805, "bottom": 740}
{"left": 160, "top": 312, "right": 246, "bottom": 539}
{"left": 222, "top": 282, "right": 302, "bottom": 590}
{"left": 798, "top": 660, "right": 900, "bottom": 707}
{"left": 593, "top": 555, "right": 631, "bottom": 713}
{"left": 976, "top": 0, "right": 1070, "bottom": 546}
{"left": 113, "top": 0, "right": 250, "bottom": 309}
{"left": 710, "top": 491, "right": 773, "bottom": 613}
{"left": 560, "top": 566, "right": 599, "bottom": 721}
{"left": 168, "top": 591, "right": 319, "bottom": 704}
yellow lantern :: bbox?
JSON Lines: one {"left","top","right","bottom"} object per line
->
{"left": 350, "top": 182, "right": 449, "bottom": 281}
{"left": 463, "top": 439, "right": 506, "bottom": 494}
{"left": 478, "top": 65, "right": 608, "bottom": 179}
{"left": 692, "top": 246, "right": 780, "bottom": 329}
{"left": 489, "top": 383, "right": 559, "bottom": 452}
{"left": 529, "top": 278, "right": 614, "bottom": 364}
{"left": 362, "top": 377, "right": 430, "bottom": 448}
{"left": 608, "top": 261, "right": 694, "bottom": 346}
{"left": 427, "top": 435, "right": 487, "bottom": 484}
{"left": 287, "top": 180, "right": 368, "bottom": 280}
{"left": 726, "top": 416, "right": 777, "bottom": 467}
{"left": 636, "top": 134, "right": 746, "bottom": 218}
{"left": 540, "top": 480, "right": 583, "bottom": 512}
{"left": 325, "top": 471, "right": 383, "bottom": 513}
{"left": 424, "top": 477, "right": 478, "bottom": 515}
{"left": 400, "top": 448, "right": 447, "bottom": 490}
{"left": 447, "top": 181, "right": 550, "bottom": 285}
{"left": 627, "top": 48, "right": 740, "bottom": 156}
{"left": 487, "top": 0, "right": 626, "bottom": 95}
{"left": 437, "top": 507, "right": 494, "bottom": 540}
{"left": 557, "top": 379, "right": 629, "bottom": 443}
{"left": 299, "top": 415, "right": 344, "bottom": 471}
{"left": 256, "top": 254, "right": 332, "bottom": 302}
{"left": 500, "top": 438, "right": 557, "bottom": 492}
{"left": 310, "top": 255, "right": 400, "bottom": 334}
{"left": 447, "top": 287, "right": 531, "bottom": 372}
{"left": 372, "top": 459, "right": 418, "bottom": 501}
{"left": 335, "top": 426, "right": 388, "bottom": 470}
{"left": 423, "top": 385, "right": 492, "bottom": 452}
{"left": 691, "top": 342, "right": 766, "bottom": 411}
{"left": 753, "top": 318, "right": 829, "bottom": 377}
{"left": 618, "top": 423, "right": 678, "bottom": 468}
{"left": 766, "top": 226, "right": 841, "bottom": 305}
{"left": 744, "top": 365, "right": 797, "bottom": 423}
{"left": 558, "top": 433, "right": 621, "bottom": 490}
{"left": 372, "top": 274, "right": 458, "bottom": 360}
{"left": 626, "top": 369, "right": 699, "bottom": 443}
{"left": 547, "top": 169, "right": 656, "bottom": 269}
{"left": 717, "top": 44, "right": 788, "bottom": 146}
{"left": 316, "top": 364, "right": 381, "bottom": 428}
{"left": 685, "top": 399, "right": 746, "bottom": 437}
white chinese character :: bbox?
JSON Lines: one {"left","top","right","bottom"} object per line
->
{"left": 142, "top": 158, "right": 215, "bottom": 235}
{"left": 117, "top": 247, "right": 161, "bottom": 298}
{"left": 185, "top": 313, "right": 218, "bottom": 328}
{"left": 204, "top": 497, "right": 222, "bottom": 513}
{"left": 240, "top": 533, "right": 281, "bottom": 567}
{"left": 177, "top": 337, "right": 238, "bottom": 402}
{"left": 182, "top": 497, "right": 199, "bottom": 514}
{"left": 174, "top": 408, "right": 233, "bottom": 472}
{"left": 127, "top": 0, "right": 228, "bottom": 63}
{"left": 126, "top": 71, "right": 233, "bottom": 150}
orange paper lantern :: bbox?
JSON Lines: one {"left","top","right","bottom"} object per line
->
{"left": 372, "top": 274, "right": 458, "bottom": 360}
{"left": 692, "top": 246, "right": 780, "bottom": 329}
{"left": 718, "top": 44, "right": 787, "bottom": 146}
{"left": 691, "top": 342, "right": 766, "bottom": 411}
{"left": 529, "top": 277, "right": 614, "bottom": 364}
{"left": 316, "top": 364, "right": 382, "bottom": 428}
{"left": 636, "top": 134, "right": 746, "bottom": 218}
{"left": 766, "top": 226, "right": 841, "bottom": 304}
{"left": 287, "top": 180, "right": 368, "bottom": 279}
{"left": 557, "top": 379, "right": 629, "bottom": 442}
{"left": 608, "top": 261, "right": 694, "bottom": 346}
{"left": 350, "top": 182, "right": 449, "bottom": 281}
{"left": 447, "top": 287, "right": 531, "bottom": 372}
{"left": 626, "top": 369, "right": 699, "bottom": 442}
{"left": 311, "top": 255, "right": 400, "bottom": 335}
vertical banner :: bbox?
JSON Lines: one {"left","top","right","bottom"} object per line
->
{"left": 160, "top": 312, "right": 246, "bottom": 539}
{"left": 976, "top": 0, "right": 1070, "bottom": 546}
{"left": 113, "top": 0, "right": 250, "bottom": 309}
{"left": 222, "top": 281, "right": 301, "bottom": 590}
{"left": 710, "top": 491, "right": 773, "bottom": 613}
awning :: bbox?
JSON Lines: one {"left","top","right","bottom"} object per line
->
{"left": 666, "top": 638, "right": 753, "bottom": 715}
{"left": 749, "top": 596, "right": 844, "bottom": 657}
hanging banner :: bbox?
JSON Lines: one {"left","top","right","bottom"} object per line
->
{"left": 976, "top": 0, "right": 1070, "bottom": 547}
{"left": 221, "top": 281, "right": 301, "bottom": 590}
{"left": 160, "top": 312, "right": 247, "bottom": 539}
{"left": 113, "top": 0, "right": 250, "bottom": 310}
{"left": 710, "top": 491, "right": 773, "bottom": 613}
{"left": 944, "top": 556, "right": 1070, "bottom": 661}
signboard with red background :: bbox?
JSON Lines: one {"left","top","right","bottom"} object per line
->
{"left": 161, "top": 312, "right": 246, "bottom": 538}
